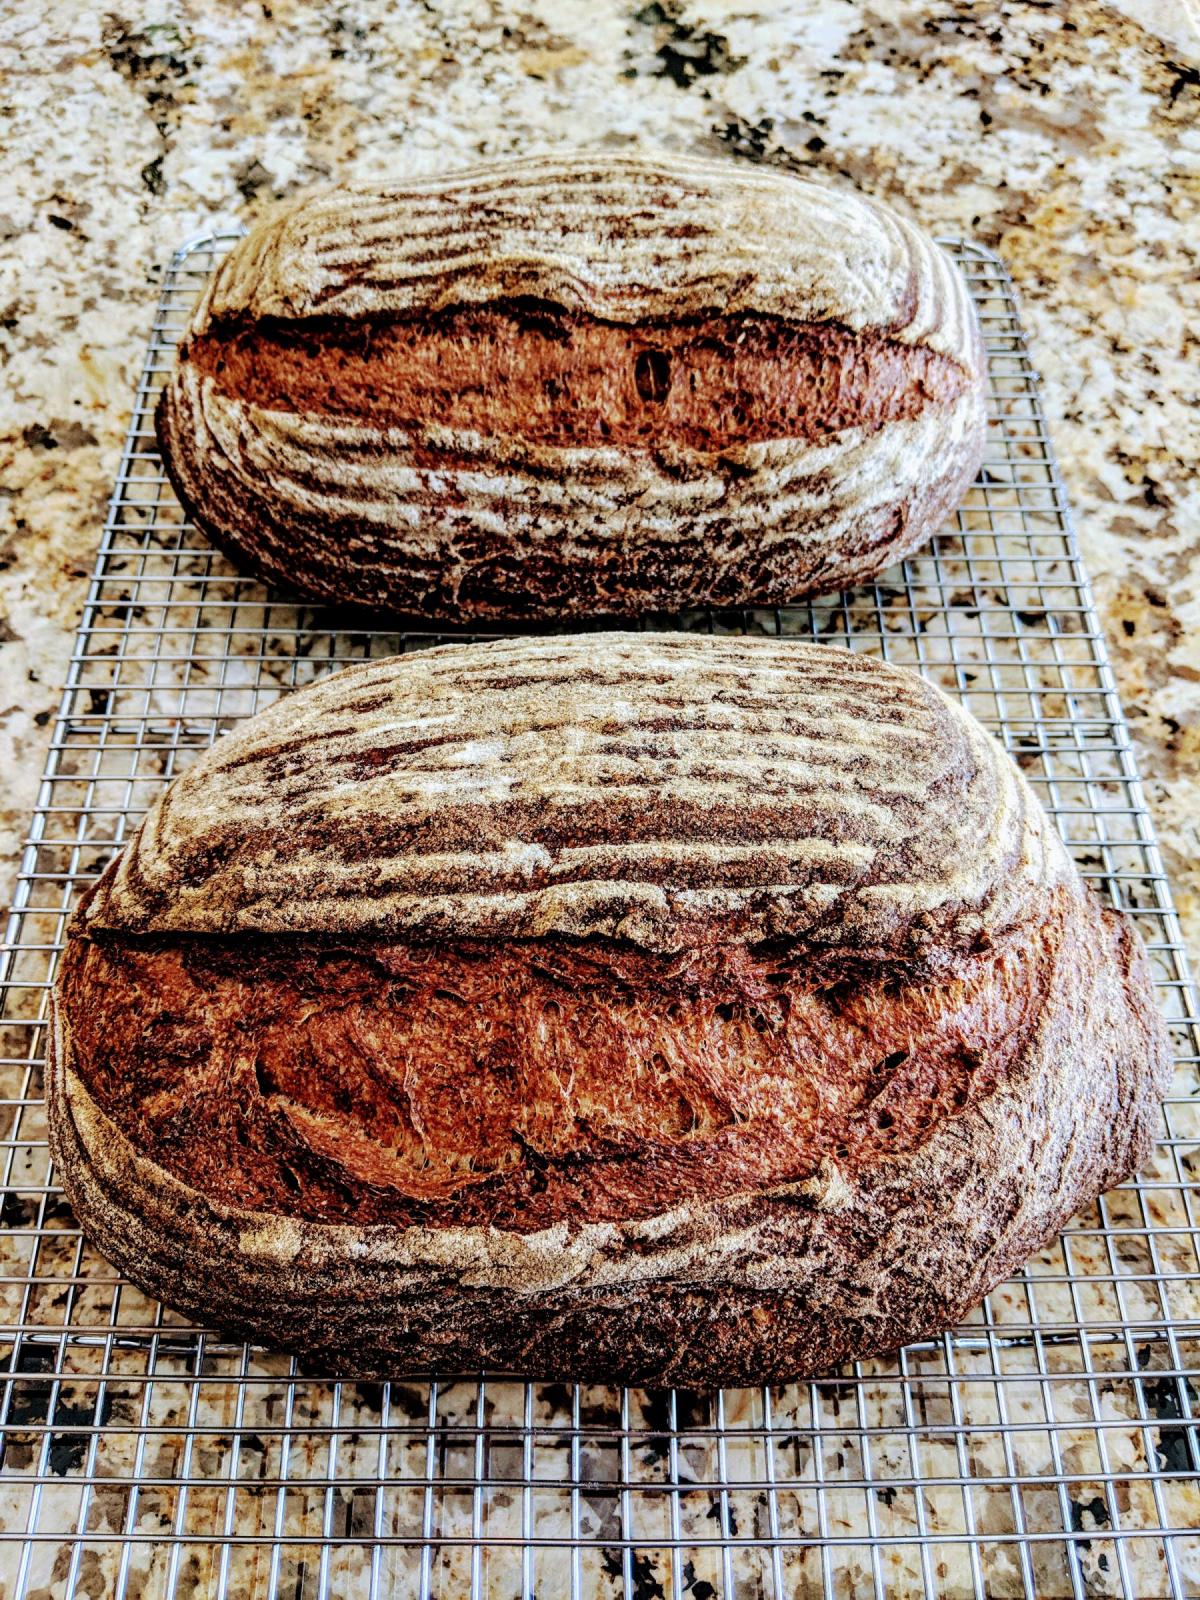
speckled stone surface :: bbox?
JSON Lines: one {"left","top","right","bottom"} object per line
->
{"left": 1, "top": 0, "right": 1196, "bottom": 967}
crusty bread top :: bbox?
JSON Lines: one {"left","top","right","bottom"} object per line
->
{"left": 81, "top": 634, "right": 1068, "bottom": 961}
{"left": 188, "top": 151, "right": 980, "bottom": 371}
{"left": 186, "top": 306, "right": 971, "bottom": 453}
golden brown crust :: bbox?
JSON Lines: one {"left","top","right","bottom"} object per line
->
{"left": 155, "top": 152, "right": 987, "bottom": 618}
{"left": 59, "top": 918, "right": 1051, "bottom": 1233}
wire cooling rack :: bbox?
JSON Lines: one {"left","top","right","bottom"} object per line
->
{"left": 1, "top": 235, "right": 1198, "bottom": 1600}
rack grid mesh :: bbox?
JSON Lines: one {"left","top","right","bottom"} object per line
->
{"left": 1, "top": 235, "right": 1197, "bottom": 1600}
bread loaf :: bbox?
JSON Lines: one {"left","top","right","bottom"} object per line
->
{"left": 156, "top": 154, "right": 987, "bottom": 618}
{"left": 48, "top": 635, "right": 1169, "bottom": 1385}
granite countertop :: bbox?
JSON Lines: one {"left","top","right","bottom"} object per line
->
{"left": 2, "top": 0, "right": 1197, "bottom": 973}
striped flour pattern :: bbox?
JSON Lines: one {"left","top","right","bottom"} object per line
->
{"left": 50, "top": 641, "right": 1170, "bottom": 1382}
{"left": 190, "top": 153, "right": 979, "bottom": 355}
{"left": 82, "top": 634, "right": 1065, "bottom": 959}
{"left": 156, "top": 153, "right": 988, "bottom": 618}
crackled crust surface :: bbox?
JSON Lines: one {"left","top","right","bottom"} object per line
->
{"left": 186, "top": 305, "right": 971, "bottom": 454}
{"left": 51, "top": 636, "right": 1172, "bottom": 1382}
{"left": 60, "top": 918, "right": 1051, "bottom": 1233}
{"left": 155, "top": 152, "right": 987, "bottom": 618}
{"left": 50, "top": 881, "right": 1169, "bottom": 1384}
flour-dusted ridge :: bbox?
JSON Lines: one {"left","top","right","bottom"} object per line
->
{"left": 81, "top": 633, "right": 1065, "bottom": 962}
{"left": 188, "top": 151, "right": 980, "bottom": 357}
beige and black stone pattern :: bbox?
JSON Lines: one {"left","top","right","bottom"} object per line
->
{"left": 0, "top": 2, "right": 1198, "bottom": 1597}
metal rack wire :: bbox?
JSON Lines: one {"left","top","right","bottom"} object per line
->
{"left": 0, "top": 234, "right": 1197, "bottom": 1600}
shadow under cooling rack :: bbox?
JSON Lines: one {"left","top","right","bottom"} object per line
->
{"left": 1, "top": 234, "right": 1198, "bottom": 1600}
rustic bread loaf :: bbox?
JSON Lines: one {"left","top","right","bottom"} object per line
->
{"left": 48, "top": 635, "right": 1169, "bottom": 1385}
{"left": 156, "top": 153, "right": 987, "bottom": 618}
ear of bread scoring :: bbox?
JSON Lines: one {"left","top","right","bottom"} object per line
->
{"left": 188, "top": 153, "right": 979, "bottom": 354}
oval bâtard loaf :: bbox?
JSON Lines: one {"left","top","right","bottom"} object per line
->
{"left": 48, "top": 635, "right": 1169, "bottom": 1385}
{"left": 156, "top": 153, "right": 988, "bottom": 619}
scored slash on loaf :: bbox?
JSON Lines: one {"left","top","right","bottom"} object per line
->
{"left": 156, "top": 153, "right": 988, "bottom": 618}
{"left": 49, "top": 635, "right": 1170, "bottom": 1386}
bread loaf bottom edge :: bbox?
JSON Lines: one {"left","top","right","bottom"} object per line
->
{"left": 153, "top": 384, "right": 985, "bottom": 620}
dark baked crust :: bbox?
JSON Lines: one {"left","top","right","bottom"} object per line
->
{"left": 50, "top": 893, "right": 1169, "bottom": 1385}
{"left": 58, "top": 915, "right": 1054, "bottom": 1232}
{"left": 47, "top": 636, "right": 1171, "bottom": 1384}
{"left": 184, "top": 305, "right": 971, "bottom": 452}
{"left": 154, "top": 152, "right": 987, "bottom": 618}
